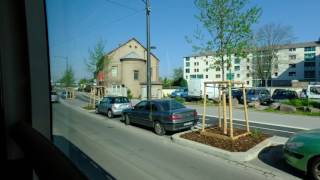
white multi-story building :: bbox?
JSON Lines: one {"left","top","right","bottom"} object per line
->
{"left": 183, "top": 40, "right": 320, "bottom": 87}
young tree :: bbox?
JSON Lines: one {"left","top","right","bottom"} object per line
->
{"left": 172, "top": 68, "right": 187, "bottom": 87}
{"left": 251, "top": 23, "right": 295, "bottom": 87}
{"left": 85, "top": 39, "right": 111, "bottom": 81}
{"left": 162, "top": 77, "right": 172, "bottom": 89}
{"left": 188, "top": 0, "right": 261, "bottom": 80}
{"left": 59, "top": 65, "right": 75, "bottom": 87}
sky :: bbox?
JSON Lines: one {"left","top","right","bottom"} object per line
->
{"left": 46, "top": 0, "right": 320, "bottom": 81}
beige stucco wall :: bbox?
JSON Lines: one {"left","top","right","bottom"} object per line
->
{"left": 121, "top": 60, "right": 146, "bottom": 98}
{"left": 102, "top": 39, "right": 160, "bottom": 97}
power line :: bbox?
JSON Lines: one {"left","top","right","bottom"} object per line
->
{"left": 104, "top": 0, "right": 139, "bottom": 12}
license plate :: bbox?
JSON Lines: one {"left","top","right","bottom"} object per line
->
{"left": 184, "top": 122, "right": 192, "bottom": 126}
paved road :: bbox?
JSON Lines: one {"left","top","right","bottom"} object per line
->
{"left": 187, "top": 105, "right": 319, "bottom": 130}
{"left": 52, "top": 101, "right": 299, "bottom": 180}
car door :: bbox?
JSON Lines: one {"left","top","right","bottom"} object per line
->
{"left": 130, "top": 101, "right": 148, "bottom": 124}
{"left": 145, "top": 102, "right": 160, "bottom": 127}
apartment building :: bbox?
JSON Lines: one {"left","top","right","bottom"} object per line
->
{"left": 183, "top": 40, "right": 320, "bottom": 87}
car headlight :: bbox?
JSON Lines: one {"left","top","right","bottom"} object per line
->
{"left": 251, "top": 97, "right": 258, "bottom": 100}
{"left": 286, "top": 142, "right": 304, "bottom": 150}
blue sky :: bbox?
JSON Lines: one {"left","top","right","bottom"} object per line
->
{"left": 46, "top": 0, "right": 320, "bottom": 81}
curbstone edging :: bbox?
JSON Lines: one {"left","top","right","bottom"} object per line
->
{"left": 171, "top": 130, "right": 272, "bottom": 162}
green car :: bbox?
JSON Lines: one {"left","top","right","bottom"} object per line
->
{"left": 284, "top": 129, "right": 320, "bottom": 180}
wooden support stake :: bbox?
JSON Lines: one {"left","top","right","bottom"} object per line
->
{"left": 228, "top": 81, "right": 234, "bottom": 139}
{"left": 242, "top": 86, "right": 250, "bottom": 133}
{"left": 202, "top": 84, "right": 207, "bottom": 132}
{"left": 218, "top": 88, "right": 222, "bottom": 128}
{"left": 222, "top": 91, "right": 227, "bottom": 135}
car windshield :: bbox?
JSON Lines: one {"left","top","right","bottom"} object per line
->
{"left": 110, "top": 97, "right": 129, "bottom": 103}
{"left": 310, "top": 86, "right": 320, "bottom": 95}
{"left": 160, "top": 100, "right": 185, "bottom": 111}
{"left": 247, "top": 89, "right": 258, "bottom": 95}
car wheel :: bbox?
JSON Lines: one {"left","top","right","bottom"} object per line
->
{"left": 124, "top": 114, "right": 130, "bottom": 125}
{"left": 154, "top": 121, "right": 165, "bottom": 136}
{"left": 107, "top": 110, "right": 113, "bottom": 118}
{"left": 309, "top": 157, "right": 320, "bottom": 180}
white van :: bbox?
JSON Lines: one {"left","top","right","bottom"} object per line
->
{"left": 306, "top": 85, "right": 320, "bottom": 101}
{"left": 187, "top": 79, "right": 219, "bottom": 100}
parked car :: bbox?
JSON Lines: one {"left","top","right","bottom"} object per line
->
{"left": 226, "top": 88, "right": 243, "bottom": 103}
{"left": 301, "top": 85, "right": 320, "bottom": 102}
{"left": 284, "top": 129, "right": 320, "bottom": 180}
{"left": 170, "top": 88, "right": 188, "bottom": 98}
{"left": 272, "top": 89, "right": 298, "bottom": 102}
{"left": 241, "top": 88, "right": 271, "bottom": 104}
{"left": 95, "top": 96, "right": 131, "bottom": 118}
{"left": 51, "top": 91, "right": 59, "bottom": 103}
{"left": 122, "top": 99, "right": 198, "bottom": 135}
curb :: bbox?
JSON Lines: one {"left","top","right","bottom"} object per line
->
{"left": 171, "top": 130, "right": 271, "bottom": 162}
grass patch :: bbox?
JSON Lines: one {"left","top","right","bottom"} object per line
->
{"left": 282, "top": 99, "right": 320, "bottom": 109}
{"left": 82, "top": 104, "right": 95, "bottom": 110}
{"left": 260, "top": 107, "right": 320, "bottom": 116}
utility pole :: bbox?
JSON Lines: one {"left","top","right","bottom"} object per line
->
{"left": 145, "top": 0, "right": 151, "bottom": 100}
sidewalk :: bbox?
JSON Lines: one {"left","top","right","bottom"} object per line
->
{"left": 187, "top": 104, "right": 320, "bottom": 130}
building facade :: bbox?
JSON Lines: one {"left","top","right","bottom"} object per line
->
{"left": 183, "top": 40, "right": 320, "bottom": 87}
{"left": 101, "top": 38, "right": 162, "bottom": 98}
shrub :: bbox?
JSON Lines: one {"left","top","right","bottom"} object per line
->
{"left": 127, "top": 89, "right": 133, "bottom": 99}
{"left": 251, "top": 129, "right": 262, "bottom": 139}
{"left": 175, "top": 97, "right": 185, "bottom": 104}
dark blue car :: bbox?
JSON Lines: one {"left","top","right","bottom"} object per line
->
{"left": 170, "top": 88, "right": 188, "bottom": 98}
{"left": 122, "top": 99, "right": 198, "bottom": 135}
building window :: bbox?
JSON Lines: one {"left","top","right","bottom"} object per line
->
{"left": 185, "top": 69, "right": 190, "bottom": 73}
{"left": 246, "top": 81, "right": 250, "bottom": 85}
{"left": 216, "top": 74, "right": 221, "bottom": 78}
{"left": 190, "top": 75, "right": 196, "bottom": 79}
{"left": 289, "top": 72, "right": 296, "bottom": 77}
{"left": 194, "top": 62, "right": 197, "bottom": 66}
{"left": 206, "top": 68, "right": 208, "bottom": 72}
{"left": 274, "top": 64, "right": 278, "bottom": 69}
{"left": 247, "top": 66, "right": 250, "bottom": 70}
{"left": 216, "top": 67, "right": 220, "bottom": 71}
{"left": 134, "top": 70, "right": 139, "bottom": 80}
{"left": 234, "top": 58, "right": 240, "bottom": 64}
{"left": 234, "top": 66, "right": 240, "bottom": 71}
{"left": 237, "top": 74, "right": 240, "bottom": 78}
{"left": 111, "top": 66, "right": 117, "bottom": 77}
{"left": 246, "top": 58, "right": 250, "bottom": 63}
{"left": 289, "top": 55, "right": 296, "bottom": 60}
{"left": 304, "top": 71, "right": 315, "bottom": 78}
{"left": 129, "top": 45, "right": 132, "bottom": 48}
{"left": 186, "top": 62, "right": 190, "bottom": 67}
{"left": 197, "top": 62, "right": 199, "bottom": 65}
{"left": 185, "top": 57, "right": 190, "bottom": 61}
{"left": 206, "top": 75, "right": 208, "bottom": 79}
{"left": 227, "top": 73, "right": 234, "bottom": 80}
{"left": 304, "top": 46, "right": 316, "bottom": 52}
{"left": 289, "top": 48, "right": 296, "bottom": 52}
{"left": 206, "top": 61, "right": 208, "bottom": 65}
{"left": 246, "top": 73, "right": 250, "bottom": 78}
{"left": 197, "top": 74, "right": 203, "bottom": 79}
{"left": 304, "top": 61, "right": 315, "bottom": 67}
{"left": 194, "top": 69, "right": 196, "bottom": 72}
{"left": 305, "top": 53, "right": 316, "bottom": 61}
{"left": 274, "top": 72, "right": 278, "bottom": 77}
{"left": 289, "top": 64, "right": 296, "bottom": 68}
{"left": 186, "top": 75, "right": 188, "bottom": 79}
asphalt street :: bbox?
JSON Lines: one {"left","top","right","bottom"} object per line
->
{"left": 52, "top": 101, "right": 300, "bottom": 180}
